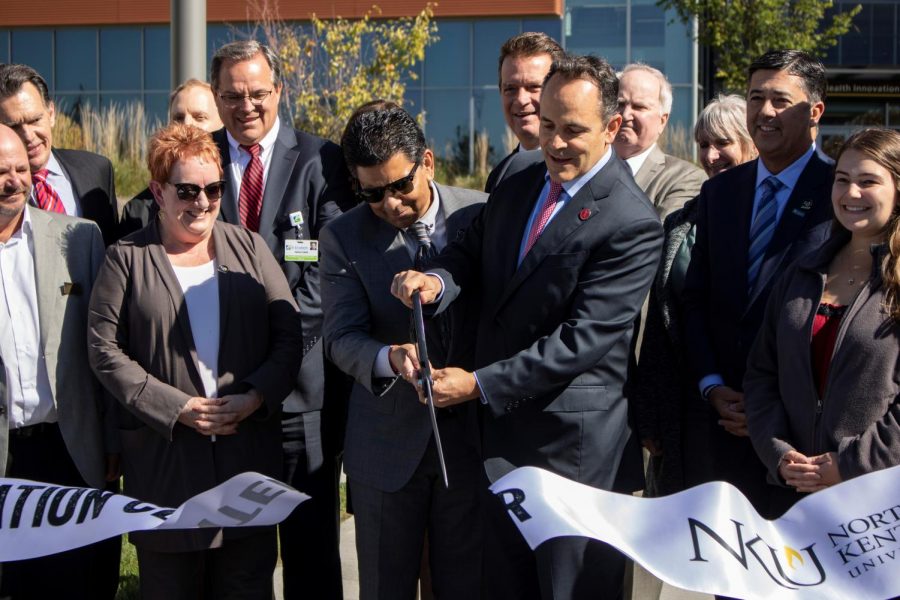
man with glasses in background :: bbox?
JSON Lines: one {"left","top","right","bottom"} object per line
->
{"left": 321, "top": 102, "right": 485, "bottom": 599}
{"left": 210, "top": 40, "right": 352, "bottom": 600}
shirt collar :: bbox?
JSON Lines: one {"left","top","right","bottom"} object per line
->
{"left": 43, "top": 152, "right": 63, "bottom": 177}
{"left": 226, "top": 116, "right": 281, "bottom": 155}
{"left": 409, "top": 181, "right": 441, "bottom": 232}
{"left": 624, "top": 143, "right": 656, "bottom": 176}
{"left": 10, "top": 204, "right": 34, "bottom": 242}
{"left": 548, "top": 146, "right": 614, "bottom": 199}
{"left": 755, "top": 143, "right": 816, "bottom": 192}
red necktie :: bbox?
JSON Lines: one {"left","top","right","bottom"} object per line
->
{"left": 32, "top": 169, "right": 66, "bottom": 214}
{"left": 239, "top": 144, "right": 264, "bottom": 232}
{"left": 523, "top": 181, "right": 563, "bottom": 255}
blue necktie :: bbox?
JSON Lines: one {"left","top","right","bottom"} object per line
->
{"left": 747, "top": 176, "right": 783, "bottom": 294}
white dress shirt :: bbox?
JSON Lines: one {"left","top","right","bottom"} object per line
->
{"left": 0, "top": 206, "right": 57, "bottom": 428}
{"left": 225, "top": 116, "right": 282, "bottom": 195}
{"left": 624, "top": 143, "right": 656, "bottom": 177}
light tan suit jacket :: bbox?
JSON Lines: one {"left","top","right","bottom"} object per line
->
{"left": 0, "top": 208, "right": 110, "bottom": 488}
{"left": 633, "top": 145, "right": 707, "bottom": 220}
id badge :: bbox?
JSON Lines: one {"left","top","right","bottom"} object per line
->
{"left": 285, "top": 239, "right": 319, "bottom": 262}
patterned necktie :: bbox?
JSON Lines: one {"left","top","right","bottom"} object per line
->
{"left": 239, "top": 144, "right": 263, "bottom": 232}
{"left": 523, "top": 181, "right": 564, "bottom": 256}
{"left": 408, "top": 220, "right": 449, "bottom": 360}
{"left": 32, "top": 169, "right": 66, "bottom": 214}
{"left": 409, "top": 221, "right": 436, "bottom": 271}
{"left": 747, "top": 175, "right": 784, "bottom": 294}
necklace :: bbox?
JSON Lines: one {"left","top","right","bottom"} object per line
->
{"left": 832, "top": 247, "right": 871, "bottom": 287}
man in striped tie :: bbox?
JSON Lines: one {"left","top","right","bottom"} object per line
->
{"left": 209, "top": 40, "right": 353, "bottom": 600}
{"left": 682, "top": 50, "right": 835, "bottom": 524}
{"left": 0, "top": 63, "right": 120, "bottom": 246}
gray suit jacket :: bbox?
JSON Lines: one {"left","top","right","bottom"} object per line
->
{"left": 320, "top": 184, "right": 485, "bottom": 492}
{"left": 633, "top": 145, "right": 707, "bottom": 220}
{"left": 87, "top": 220, "right": 301, "bottom": 551}
{"left": 0, "top": 208, "right": 109, "bottom": 488}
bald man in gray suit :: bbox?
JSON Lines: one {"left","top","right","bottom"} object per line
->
{"left": 0, "top": 124, "right": 117, "bottom": 599}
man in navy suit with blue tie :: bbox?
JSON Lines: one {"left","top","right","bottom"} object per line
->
{"left": 682, "top": 50, "right": 834, "bottom": 518}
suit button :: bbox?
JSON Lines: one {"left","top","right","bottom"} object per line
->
{"left": 0, "top": 405, "right": 5, "bottom": 416}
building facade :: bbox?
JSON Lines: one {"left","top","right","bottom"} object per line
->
{"left": 0, "top": 0, "right": 701, "bottom": 167}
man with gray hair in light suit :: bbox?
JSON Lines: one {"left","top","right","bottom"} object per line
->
{"left": 614, "top": 63, "right": 707, "bottom": 219}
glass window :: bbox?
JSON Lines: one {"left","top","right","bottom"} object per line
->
{"left": 144, "top": 93, "right": 170, "bottom": 126}
{"left": 473, "top": 20, "right": 519, "bottom": 87}
{"left": 100, "top": 28, "right": 142, "bottom": 90}
{"left": 55, "top": 29, "right": 98, "bottom": 93}
{"left": 425, "top": 21, "right": 470, "bottom": 88}
{"left": 565, "top": 6, "right": 627, "bottom": 65}
{"left": 0, "top": 30, "right": 9, "bottom": 64}
{"left": 100, "top": 92, "right": 142, "bottom": 110}
{"left": 631, "top": 3, "right": 665, "bottom": 48}
{"left": 11, "top": 30, "right": 53, "bottom": 86}
{"left": 144, "top": 26, "right": 170, "bottom": 91}
{"left": 841, "top": 3, "right": 871, "bottom": 65}
{"left": 522, "top": 17, "right": 563, "bottom": 43}
{"left": 422, "top": 89, "right": 469, "bottom": 162}
{"left": 872, "top": 3, "right": 896, "bottom": 66}
{"left": 55, "top": 93, "right": 99, "bottom": 116}
{"left": 473, "top": 87, "right": 513, "bottom": 166}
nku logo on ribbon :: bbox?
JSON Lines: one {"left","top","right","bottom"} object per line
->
{"left": 491, "top": 465, "right": 900, "bottom": 600}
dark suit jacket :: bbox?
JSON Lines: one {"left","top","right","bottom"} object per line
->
{"left": 213, "top": 124, "right": 352, "bottom": 414}
{"left": 430, "top": 152, "right": 663, "bottom": 489}
{"left": 683, "top": 152, "right": 834, "bottom": 390}
{"left": 484, "top": 147, "right": 519, "bottom": 194}
{"left": 53, "top": 148, "right": 119, "bottom": 246}
{"left": 320, "top": 184, "right": 486, "bottom": 492}
{"left": 681, "top": 152, "right": 833, "bottom": 509}
{"left": 87, "top": 221, "right": 302, "bottom": 551}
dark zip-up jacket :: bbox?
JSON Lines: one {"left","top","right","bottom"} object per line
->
{"left": 744, "top": 229, "right": 900, "bottom": 485}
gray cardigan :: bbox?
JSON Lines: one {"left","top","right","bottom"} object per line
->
{"left": 744, "top": 229, "right": 900, "bottom": 485}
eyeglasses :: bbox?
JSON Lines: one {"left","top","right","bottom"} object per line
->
{"left": 218, "top": 90, "right": 275, "bottom": 108}
{"left": 168, "top": 181, "right": 226, "bottom": 202}
{"left": 354, "top": 161, "right": 420, "bottom": 203}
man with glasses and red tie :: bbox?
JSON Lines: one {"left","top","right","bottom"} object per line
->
{"left": 209, "top": 40, "right": 353, "bottom": 600}
{"left": 320, "top": 101, "right": 485, "bottom": 599}
{"left": 0, "top": 64, "right": 120, "bottom": 246}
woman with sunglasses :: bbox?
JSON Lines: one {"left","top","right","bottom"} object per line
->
{"left": 87, "top": 123, "right": 301, "bottom": 598}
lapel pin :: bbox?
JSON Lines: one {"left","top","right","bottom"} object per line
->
{"left": 800, "top": 199, "right": 812, "bottom": 211}
{"left": 579, "top": 208, "right": 591, "bottom": 221}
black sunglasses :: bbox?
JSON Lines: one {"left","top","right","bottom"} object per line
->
{"left": 168, "top": 180, "right": 226, "bottom": 202}
{"left": 354, "top": 161, "right": 420, "bottom": 203}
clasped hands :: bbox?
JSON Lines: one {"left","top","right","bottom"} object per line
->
{"left": 778, "top": 449, "right": 842, "bottom": 493}
{"left": 177, "top": 389, "right": 263, "bottom": 436}
{"left": 389, "top": 270, "right": 479, "bottom": 406}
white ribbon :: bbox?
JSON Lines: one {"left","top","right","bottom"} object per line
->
{"left": 490, "top": 465, "right": 900, "bottom": 600}
{"left": 0, "top": 472, "right": 308, "bottom": 561}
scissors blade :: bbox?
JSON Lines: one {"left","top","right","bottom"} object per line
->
{"left": 412, "top": 291, "right": 450, "bottom": 488}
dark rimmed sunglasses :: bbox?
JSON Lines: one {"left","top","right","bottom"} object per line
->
{"left": 354, "top": 161, "right": 420, "bottom": 203}
{"left": 168, "top": 180, "right": 226, "bottom": 202}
